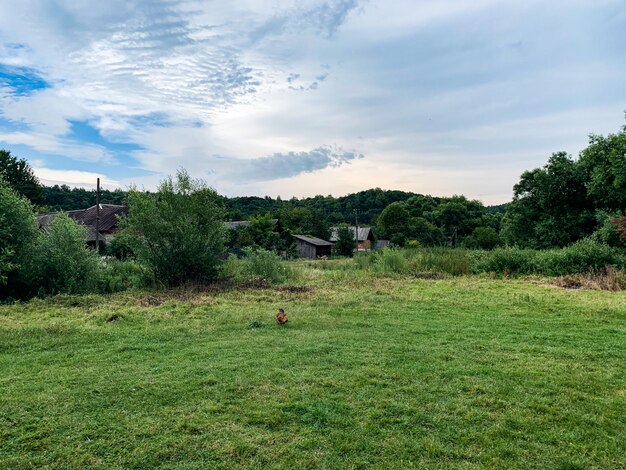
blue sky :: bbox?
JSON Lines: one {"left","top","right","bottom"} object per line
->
{"left": 0, "top": 0, "right": 625, "bottom": 203}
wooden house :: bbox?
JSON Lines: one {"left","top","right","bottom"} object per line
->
{"left": 37, "top": 204, "right": 128, "bottom": 247}
{"left": 293, "top": 235, "right": 333, "bottom": 259}
{"left": 329, "top": 226, "right": 374, "bottom": 251}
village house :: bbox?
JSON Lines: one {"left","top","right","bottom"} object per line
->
{"left": 293, "top": 234, "right": 333, "bottom": 259}
{"left": 329, "top": 226, "right": 375, "bottom": 251}
{"left": 37, "top": 204, "right": 128, "bottom": 247}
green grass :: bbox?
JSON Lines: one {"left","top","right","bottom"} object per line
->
{"left": 1, "top": 264, "right": 625, "bottom": 469}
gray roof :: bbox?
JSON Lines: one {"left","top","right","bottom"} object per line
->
{"left": 37, "top": 204, "right": 128, "bottom": 241}
{"left": 329, "top": 226, "right": 372, "bottom": 242}
{"left": 225, "top": 219, "right": 278, "bottom": 229}
{"left": 293, "top": 234, "right": 334, "bottom": 246}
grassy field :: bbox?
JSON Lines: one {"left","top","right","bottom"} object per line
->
{"left": 1, "top": 264, "right": 625, "bottom": 469}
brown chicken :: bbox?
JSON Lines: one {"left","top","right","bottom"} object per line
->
{"left": 276, "top": 308, "right": 288, "bottom": 325}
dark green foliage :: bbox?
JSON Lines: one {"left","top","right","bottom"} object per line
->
{"left": 410, "top": 216, "right": 445, "bottom": 246}
{"left": 41, "top": 184, "right": 127, "bottom": 211}
{"left": 104, "top": 232, "right": 137, "bottom": 260}
{"left": 334, "top": 225, "right": 355, "bottom": 257}
{"left": 472, "top": 239, "right": 626, "bottom": 276}
{"left": 612, "top": 216, "right": 626, "bottom": 246}
{"left": 502, "top": 152, "right": 595, "bottom": 248}
{"left": 0, "top": 150, "right": 43, "bottom": 205}
{"left": 23, "top": 214, "right": 100, "bottom": 296}
{"left": 463, "top": 227, "right": 501, "bottom": 249}
{"left": 279, "top": 205, "right": 330, "bottom": 240}
{"left": 247, "top": 213, "right": 283, "bottom": 252}
{"left": 377, "top": 202, "right": 411, "bottom": 245}
{"left": 0, "top": 178, "right": 37, "bottom": 288}
{"left": 578, "top": 129, "right": 626, "bottom": 209}
{"left": 123, "top": 170, "right": 226, "bottom": 286}
{"left": 432, "top": 195, "right": 485, "bottom": 240}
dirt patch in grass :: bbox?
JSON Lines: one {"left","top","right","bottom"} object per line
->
{"left": 276, "top": 285, "right": 315, "bottom": 294}
{"left": 550, "top": 267, "right": 626, "bottom": 292}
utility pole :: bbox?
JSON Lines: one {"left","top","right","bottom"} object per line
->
{"left": 353, "top": 208, "right": 360, "bottom": 253}
{"left": 95, "top": 177, "right": 100, "bottom": 253}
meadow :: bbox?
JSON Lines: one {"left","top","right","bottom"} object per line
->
{"left": 1, "top": 261, "right": 625, "bottom": 469}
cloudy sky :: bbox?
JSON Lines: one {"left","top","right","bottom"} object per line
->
{"left": 0, "top": 0, "right": 625, "bottom": 203}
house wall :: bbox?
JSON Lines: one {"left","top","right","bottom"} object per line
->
{"left": 296, "top": 240, "right": 331, "bottom": 258}
{"left": 296, "top": 239, "right": 317, "bottom": 259}
{"left": 358, "top": 240, "right": 372, "bottom": 251}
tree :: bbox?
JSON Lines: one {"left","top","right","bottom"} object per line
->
{"left": 0, "top": 150, "right": 43, "bottom": 205}
{"left": 24, "top": 213, "right": 100, "bottom": 296}
{"left": 0, "top": 177, "right": 37, "bottom": 289}
{"left": 502, "top": 152, "right": 595, "bottom": 248}
{"left": 463, "top": 227, "right": 501, "bottom": 249}
{"left": 578, "top": 127, "right": 626, "bottom": 210}
{"left": 377, "top": 202, "right": 411, "bottom": 245}
{"left": 334, "top": 225, "right": 355, "bottom": 257}
{"left": 123, "top": 170, "right": 226, "bottom": 286}
{"left": 432, "top": 196, "right": 485, "bottom": 240}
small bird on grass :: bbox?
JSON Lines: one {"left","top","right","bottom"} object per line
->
{"left": 276, "top": 308, "right": 288, "bottom": 325}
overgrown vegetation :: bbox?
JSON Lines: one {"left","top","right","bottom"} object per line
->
{"left": 123, "top": 170, "right": 226, "bottom": 287}
{"left": 23, "top": 214, "right": 101, "bottom": 296}
{"left": 223, "top": 248, "right": 297, "bottom": 284}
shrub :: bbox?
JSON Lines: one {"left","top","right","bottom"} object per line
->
{"left": 0, "top": 178, "right": 37, "bottom": 289}
{"left": 463, "top": 227, "right": 501, "bottom": 250}
{"left": 104, "top": 232, "right": 137, "bottom": 260}
{"left": 334, "top": 225, "right": 355, "bottom": 257}
{"left": 224, "top": 248, "right": 295, "bottom": 284}
{"left": 471, "top": 247, "right": 538, "bottom": 275}
{"left": 372, "top": 247, "right": 408, "bottom": 274}
{"left": 24, "top": 214, "right": 100, "bottom": 296}
{"left": 98, "top": 259, "right": 153, "bottom": 293}
{"left": 535, "top": 238, "right": 626, "bottom": 276}
{"left": 123, "top": 170, "right": 226, "bottom": 286}
{"left": 471, "top": 239, "right": 626, "bottom": 276}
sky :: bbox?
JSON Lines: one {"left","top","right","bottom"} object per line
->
{"left": 0, "top": 0, "right": 625, "bottom": 204}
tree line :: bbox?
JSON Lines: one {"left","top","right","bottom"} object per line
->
{"left": 1, "top": 117, "right": 626, "bottom": 268}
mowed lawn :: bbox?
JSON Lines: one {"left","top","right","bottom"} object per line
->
{"left": 1, "top": 270, "right": 625, "bottom": 469}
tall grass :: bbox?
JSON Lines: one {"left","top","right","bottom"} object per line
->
{"left": 223, "top": 248, "right": 297, "bottom": 284}
{"left": 472, "top": 239, "right": 626, "bottom": 276}
{"left": 350, "top": 240, "right": 626, "bottom": 279}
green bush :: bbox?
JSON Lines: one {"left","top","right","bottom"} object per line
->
{"left": 98, "top": 259, "right": 153, "bottom": 293}
{"left": 463, "top": 227, "right": 501, "bottom": 249}
{"left": 124, "top": 170, "right": 226, "bottom": 286}
{"left": 536, "top": 239, "right": 626, "bottom": 276}
{"left": 472, "top": 239, "right": 626, "bottom": 276}
{"left": 372, "top": 247, "right": 408, "bottom": 274}
{"left": 334, "top": 225, "right": 355, "bottom": 257}
{"left": 24, "top": 214, "right": 100, "bottom": 296}
{"left": 0, "top": 178, "right": 37, "bottom": 289}
{"left": 224, "top": 248, "right": 295, "bottom": 284}
{"left": 471, "top": 247, "right": 538, "bottom": 275}
{"left": 104, "top": 232, "right": 137, "bottom": 260}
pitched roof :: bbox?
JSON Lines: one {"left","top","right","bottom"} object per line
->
{"left": 329, "top": 226, "right": 372, "bottom": 242}
{"left": 293, "top": 234, "right": 334, "bottom": 246}
{"left": 225, "top": 219, "right": 278, "bottom": 229}
{"left": 37, "top": 204, "right": 128, "bottom": 239}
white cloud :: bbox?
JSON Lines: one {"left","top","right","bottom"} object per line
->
{"left": 33, "top": 166, "right": 120, "bottom": 189}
